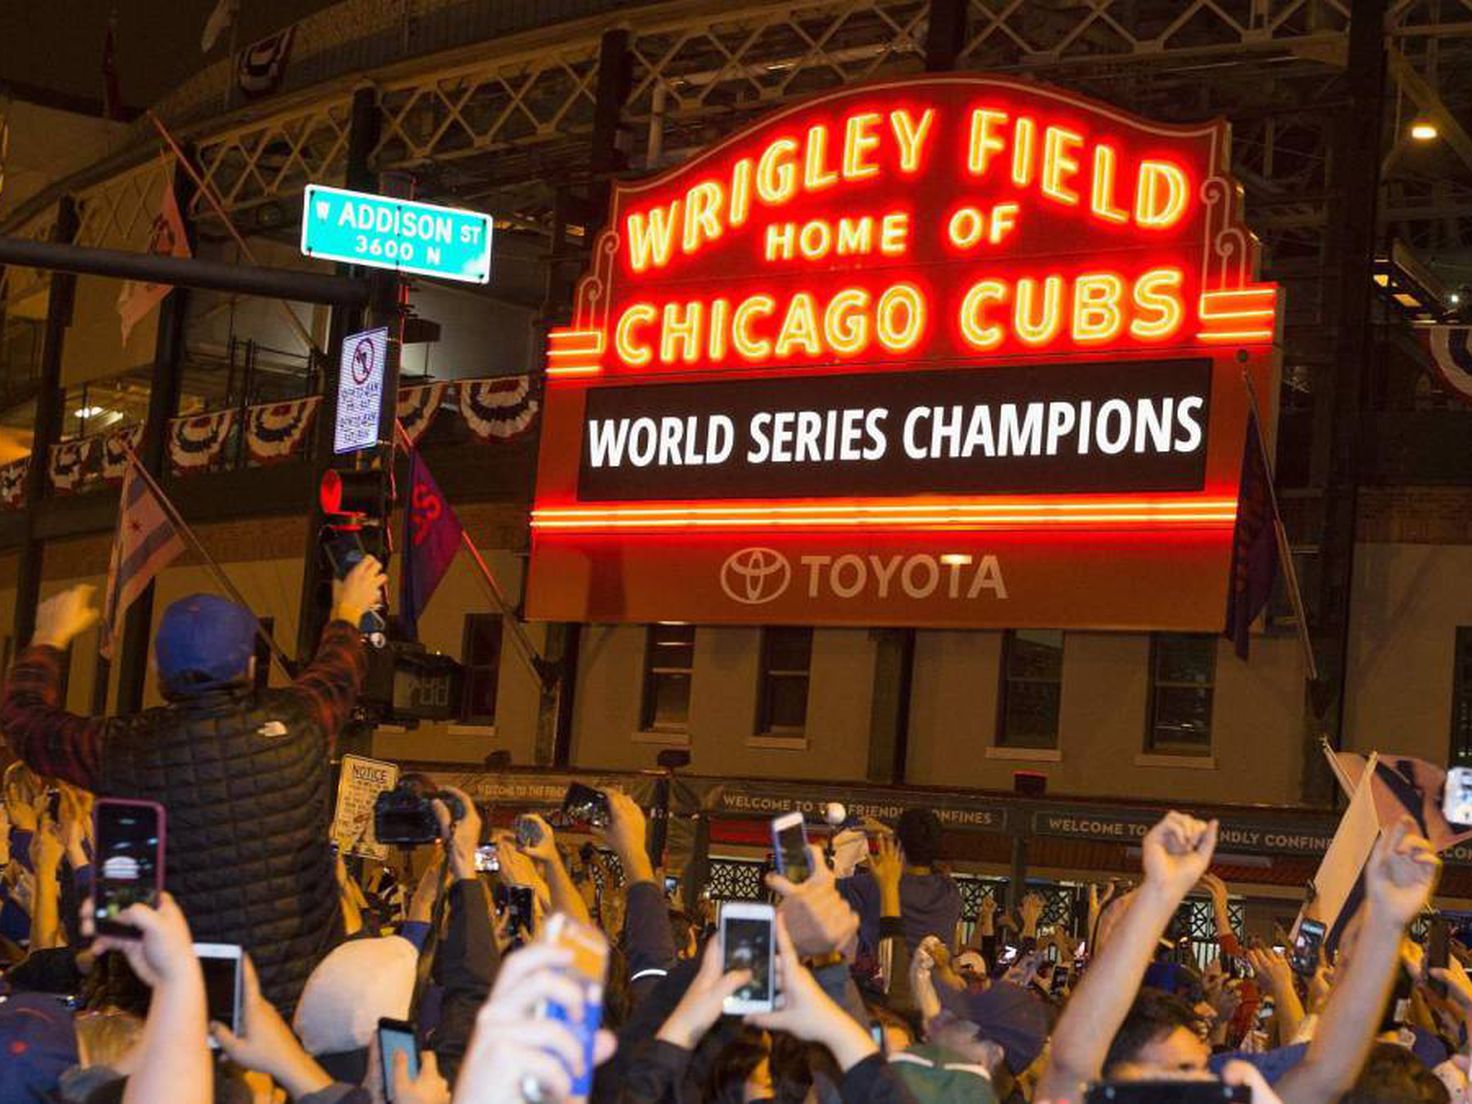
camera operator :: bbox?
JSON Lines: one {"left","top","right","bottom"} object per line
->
{"left": 0, "top": 558, "right": 384, "bottom": 1013}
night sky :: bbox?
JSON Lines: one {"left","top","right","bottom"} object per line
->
{"left": 0, "top": 0, "right": 337, "bottom": 112}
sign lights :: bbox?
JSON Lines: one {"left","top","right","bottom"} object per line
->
{"left": 526, "top": 76, "right": 1283, "bottom": 630}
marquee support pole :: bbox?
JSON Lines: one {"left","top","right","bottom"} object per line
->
{"left": 11, "top": 197, "right": 77, "bottom": 655}
{"left": 924, "top": 0, "right": 969, "bottom": 72}
{"left": 113, "top": 153, "right": 197, "bottom": 715}
{"left": 1303, "top": 0, "right": 1388, "bottom": 804}
{"left": 296, "top": 85, "right": 377, "bottom": 667}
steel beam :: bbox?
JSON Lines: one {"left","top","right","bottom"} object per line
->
{"left": 0, "top": 236, "right": 367, "bottom": 307}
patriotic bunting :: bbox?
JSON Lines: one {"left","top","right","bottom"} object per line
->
{"left": 246, "top": 396, "right": 320, "bottom": 464}
{"left": 103, "top": 426, "right": 143, "bottom": 483}
{"left": 1423, "top": 324, "right": 1472, "bottom": 407}
{"left": 397, "top": 382, "right": 450, "bottom": 446}
{"left": 0, "top": 458, "right": 28, "bottom": 508}
{"left": 236, "top": 25, "right": 295, "bottom": 98}
{"left": 0, "top": 375, "right": 542, "bottom": 507}
{"left": 49, "top": 437, "right": 99, "bottom": 494}
{"left": 169, "top": 409, "right": 236, "bottom": 473}
{"left": 460, "top": 375, "right": 539, "bottom": 442}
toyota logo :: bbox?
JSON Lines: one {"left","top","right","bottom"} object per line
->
{"left": 720, "top": 547, "right": 792, "bottom": 605}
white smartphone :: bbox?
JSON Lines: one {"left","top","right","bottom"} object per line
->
{"left": 770, "top": 811, "right": 811, "bottom": 884}
{"left": 194, "top": 943, "right": 244, "bottom": 1049}
{"left": 720, "top": 901, "right": 777, "bottom": 1015}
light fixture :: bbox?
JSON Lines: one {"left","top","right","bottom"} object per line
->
{"left": 74, "top": 405, "right": 109, "bottom": 419}
{"left": 1411, "top": 120, "right": 1439, "bottom": 141}
{"left": 1450, "top": 292, "right": 1461, "bottom": 305}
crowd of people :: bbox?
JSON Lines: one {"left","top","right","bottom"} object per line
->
{"left": 0, "top": 569, "right": 1468, "bottom": 1103}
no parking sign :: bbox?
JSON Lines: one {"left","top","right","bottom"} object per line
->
{"left": 334, "top": 326, "right": 388, "bottom": 454}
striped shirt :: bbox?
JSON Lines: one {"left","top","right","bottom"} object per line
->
{"left": 0, "top": 621, "right": 366, "bottom": 790}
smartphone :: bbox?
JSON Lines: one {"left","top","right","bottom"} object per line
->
{"left": 1051, "top": 962, "right": 1071, "bottom": 994}
{"left": 515, "top": 815, "right": 545, "bottom": 850}
{"left": 770, "top": 811, "right": 811, "bottom": 884}
{"left": 377, "top": 1017, "right": 419, "bottom": 1102}
{"left": 195, "top": 944, "right": 243, "bottom": 1050}
{"left": 324, "top": 534, "right": 388, "bottom": 638}
{"left": 1085, "top": 1083, "right": 1249, "bottom": 1104}
{"left": 45, "top": 788, "right": 61, "bottom": 823}
{"left": 536, "top": 914, "right": 610, "bottom": 1104}
{"left": 1429, "top": 916, "right": 1451, "bottom": 1000}
{"left": 93, "top": 798, "right": 166, "bottom": 938}
{"left": 561, "top": 783, "right": 611, "bottom": 829}
{"left": 1445, "top": 767, "right": 1472, "bottom": 826}
{"left": 474, "top": 844, "right": 500, "bottom": 874}
{"left": 507, "top": 885, "right": 535, "bottom": 936}
{"left": 869, "top": 1020, "right": 885, "bottom": 1053}
{"left": 1290, "top": 918, "right": 1326, "bottom": 976}
{"left": 720, "top": 901, "right": 777, "bottom": 1015}
{"left": 999, "top": 943, "right": 1020, "bottom": 966}
{"left": 664, "top": 874, "right": 680, "bottom": 896}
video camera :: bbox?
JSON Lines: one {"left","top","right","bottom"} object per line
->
{"left": 373, "top": 776, "right": 467, "bottom": 846}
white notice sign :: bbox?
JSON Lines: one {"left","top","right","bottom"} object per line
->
{"left": 331, "top": 753, "right": 400, "bottom": 861}
{"left": 335, "top": 326, "right": 389, "bottom": 454}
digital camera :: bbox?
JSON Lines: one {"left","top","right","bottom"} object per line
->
{"left": 373, "top": 777, "right": 466, "bottom": 846}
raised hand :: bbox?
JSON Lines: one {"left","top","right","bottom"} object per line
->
{"left": 592, "top": 789, "right": 653, "bottom": 884}
{"left": 870, "top": 832, "right": 903, "bottom": 891}
{"left": 212, "top": 956, "right": 332, "bottom": 1099}
{"left": 656, "top": 939, "right": 752, "bottom": 1049}
{"left": 1141, "top": 812, "right": 1219, "bottom": 898}
{"left": 391, "top": 1049, "right": 451, "bottom": 1104}
{"left": 745, "top": 916, "right": 879, "bottom": 1072}
{"left": 766, "top": 842, "right": 859, "bottom": 960}
{"left": 515, "top": 813, "right": 560, "bottom": 866}
{"left": 431, "top": 784, "right": 483, "bottom": 881}
{"left": 1020, "top": 892, "right": 1045, "bottom": 935}
{"left": 1431, "top": 953, "right": 1472, "bottom": 1013}
{"left": 452, "top": 943, "right": 617, "bottom": 1104}
{"left": 332, "top": 555, "right": 387, "bottom": 627}
{"left": 1246, "top": 945, "right": 1294, "bottom": 998}
{"left": 33, "top": 585, "right": 99, "bottom": 649}
{"left": 1365, "top": 819, "right": 1440, "bottom": 929}
{"left": 90, "top": 892, "right": 199, "bottom": 989}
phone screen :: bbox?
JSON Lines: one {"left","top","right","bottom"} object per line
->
{"left": 95, "top": 801, "right": 163, "bottom": 933}
{"left": 378, "top": 1020, "right": 419, "bottom": 1101}
{"left": 561, "top": 783, "right": 611, "bottom": 828}
{"left": 723, "top": 915, "right": 774, "bottom": 1005}
{"left": 773, "top": 818, "right": 811, "bottom": 884}
{"left": 1291, "top": 920, "right": 1326, "bottom": 975}
{"left": 199, "top": 954, "right": 241, "bottom": 1031}
{"left": 474, "top": 844, "right": 499, "bottom": 873}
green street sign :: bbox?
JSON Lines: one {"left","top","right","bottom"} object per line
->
{"left": 300, "top": 183, "right": 493, "bottom": 283}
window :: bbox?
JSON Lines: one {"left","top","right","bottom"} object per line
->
{"left": 1147, "top": 633, "right": 1216, "bottom": 755}
{"left": 997, "top": 630, "right": 1064, "bottom": 748}
{"left": 758, "top": 627, "right": 813, "bottom": 734}
{"left": 253, "top": 617, "right": 275, "bottom": 691}
{"left": 641, "top": 623, "right": 696, "bottom": 731}
{"left": 460, "top": 614, "right": 503, "bottom": 725}
{"left": 1452, "top": 628, "right": 1472, "bottom": 763}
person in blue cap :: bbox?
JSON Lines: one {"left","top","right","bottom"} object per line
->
{"left": 0, "top": 556, "right": 384, "bottom": 1015}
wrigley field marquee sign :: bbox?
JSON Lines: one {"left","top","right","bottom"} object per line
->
{"left": 527, "top": 76, "right": 1282, "bottom": 629}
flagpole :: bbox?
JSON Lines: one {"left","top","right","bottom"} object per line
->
{"left": 145, "top": 111, "right": 320, "bottom": 361}
{"left": 392, "top": 420, "right": 551, "bottom": 684}
{"left": 119, "top": 447, "right": 296, "bottom": 681}
{"left": 1241, "top": 366, "right": 1319, "bottom": 682}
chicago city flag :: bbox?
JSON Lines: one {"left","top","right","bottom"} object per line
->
{"left": 101, "top": 462, "right": 185, "bottom": 657}
{"left": 401, "top": 447, "right": 463, "bottom": 640}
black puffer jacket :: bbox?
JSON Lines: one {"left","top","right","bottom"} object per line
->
{"left": 0, "top": 621, "right": 365, "bottom": 1016}
{"left": 104, "top": 687, "right": 342, "bottom": 1013}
